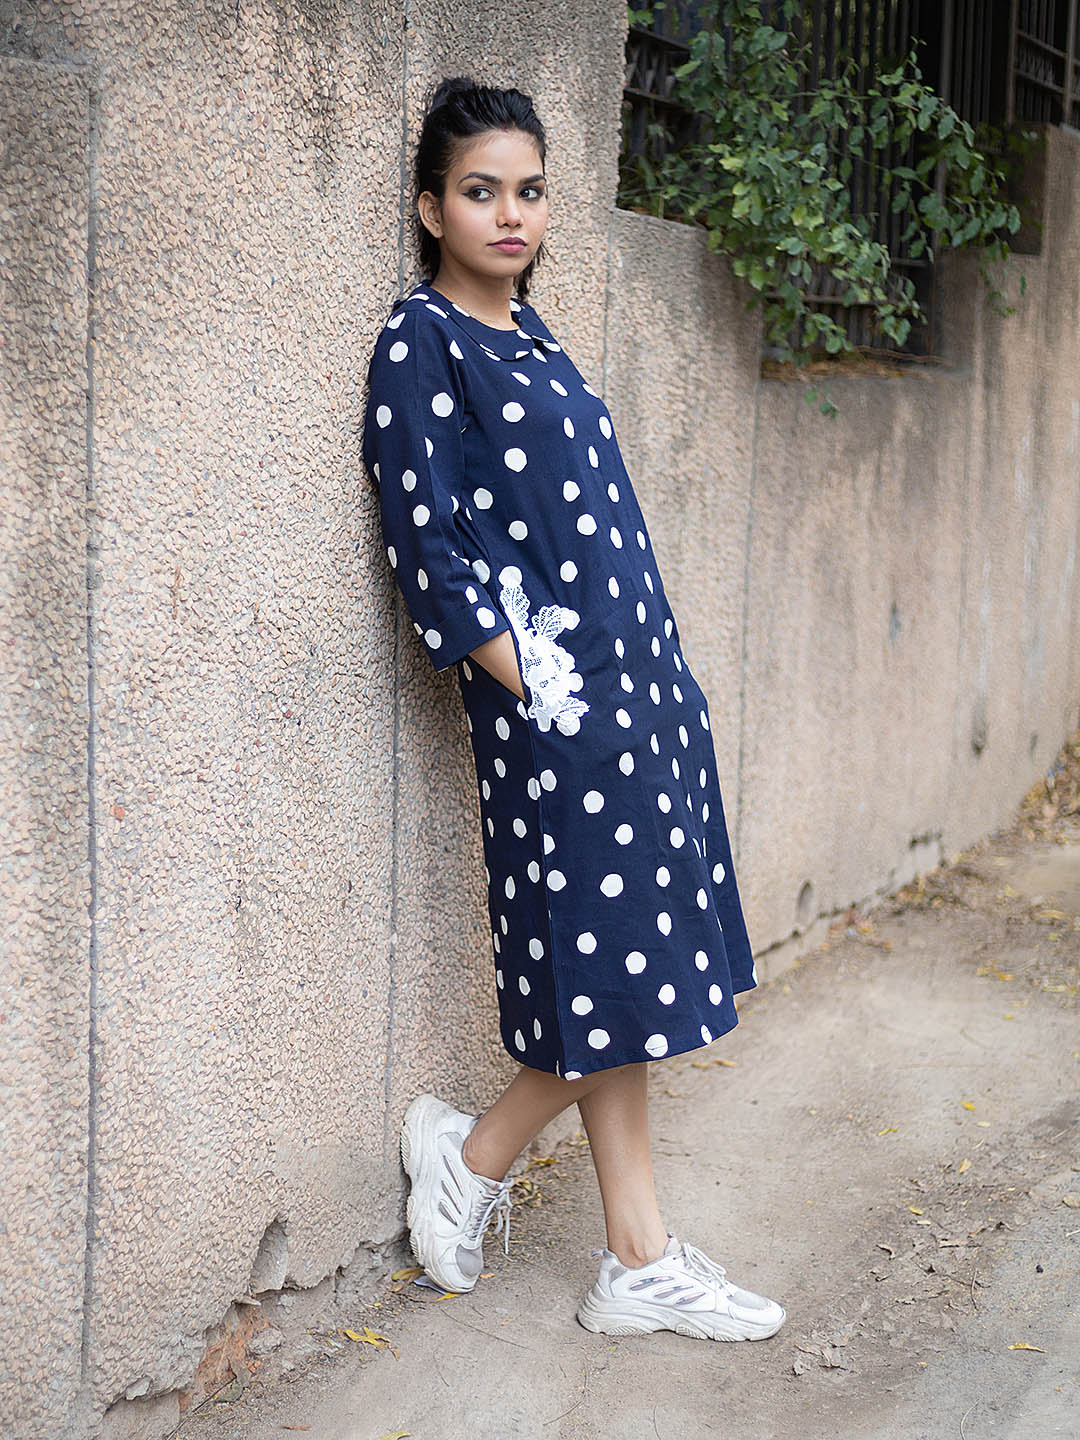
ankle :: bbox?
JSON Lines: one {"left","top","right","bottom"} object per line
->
{"left": 461, "top": 1127, "right": 506, "bottom": 1184}
{"left": 611, "top": 1234, "right": 669, "bottom": 1269}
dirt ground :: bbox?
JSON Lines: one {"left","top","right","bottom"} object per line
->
{"left": 174, "top": 733, "right": 1080, "bottom": 1440}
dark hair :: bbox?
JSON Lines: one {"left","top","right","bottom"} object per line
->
{"left": 413, "top": 76, "right": 548, "bottom": 303}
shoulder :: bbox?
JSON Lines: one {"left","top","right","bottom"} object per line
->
{"left": 371, "top": 289, "right": 462, "bottom": 363}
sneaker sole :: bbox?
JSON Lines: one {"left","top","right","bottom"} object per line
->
{"left": 576, "top": 1289, "right": 786, "bottom": 1341}
{"left": 399, "top": 1094, "right": 474, "bottom": 1295}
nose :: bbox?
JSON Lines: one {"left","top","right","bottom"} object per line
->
{"left": 498, "top": 191, "right": 523, "bottom": 228}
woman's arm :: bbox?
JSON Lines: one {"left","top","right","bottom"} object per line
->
{"left": 469, "top": 629, "right": 526, "bottom": 702}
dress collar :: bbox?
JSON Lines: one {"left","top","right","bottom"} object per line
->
{"left": 394, "top": 284, "right": 562, "bottom": 362}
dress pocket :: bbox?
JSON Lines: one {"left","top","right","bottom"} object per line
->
{"left": 497, "top": 576, "right": 590, "bottom": 737}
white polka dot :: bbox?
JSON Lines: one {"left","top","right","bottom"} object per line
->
{"left": 508, "top": 519, "right": 528, "bottom": 540}
{"left": 637, "top": 529, "right": 647, "bottom": 549}
{"left": 425, "top": 302, "right": 448, "bottom": 316}
{"left": 600, "top": 873, "right": 623, "bottom": 897}
{"left": 615, "top": 708, "right": 632, "bottom": 728}
{"left": 563, "top": 417, "right": 575, "bottom": 437}
{"left": 644, "top": 571, "right": 654, "bottom": 593}
{"left": 577, "top": 932, "right": 597, "bottom": 955}
{"left": 481, "top": 779, "right": 491, "bottom": 800}
{"left": 608, "top": 482, "right": 620, "bottom": 503}
{"left": 609, "top": 526, "right": 623, "bottom": 548}
{"left": 702, "top": 802, "right": 710, "bottom": 822}
{"left": 529, "top": 937, "right": 544, "bottom": 959}
{"left": 655, "top": 866, "right": 670, "bottom": 887}
{"left": 540, "top": 769, "right": 557, "bottom": 791}
{"left": 473, "top": 487, "right": 493, "bottom": 509}
{"left": 549, "top": 378, "right": 568, "bottom": 395}
{"left": 504, "top": 448, "right": 528, "bottom": 471}
{"left": 400, "top": 468, "right": 417, "bottom": 491}
{"left": 700, "top": 708, "right": 709, "bottom": 729}
{"left": 560, "top": 560, "right": 578, "bottom": 582}
{"left": 619, "top": 751, "right": 634, "bottom": 775}
{"left": 518, "top": 973, "right": 530, "bottom": 994}
{"left": 502, "top": 401, "right": 526, "bottom": 422}
{"left": 709, "top": 984, "right": 723, "bottom": 1005}
{"left": 417, "top": 569, "right": 428, "bottom": 590}
{"left": 673, "top": 683, "right": 684, "bottom": 702}
{"left": 614, "top": 638, "right": 625, "bottom": 658}
{"left": 651, "top": 637, "right": 661, "bottom": 657}
{"left": 494, "top": 757, "right": 506, "bottom": 778}
{"left": 608, "top": 576, "right": 620, "bottom": 598}
{"left": 431, "top": 392, "right": 454, "bottom": 417}
{"left": 473, "top": 557, "right": 491, "bottom": 582}
{"left": 527, "top": 861, "right": 540, "bottom": 882}
{"left": 669, "top": 826, "right": 685, "bottom": 848}
{"left": 577, "top": 513, "right": 597, "bottom": 535}
{"left": 498, "top": 565, "right": 521, "bottom": 587}
{"left": 657, "top": 911, "right": 672, "bottom": 935}
{"left": 389, "top": 340, "right": 409, "bottom": 362}
{"left": 645, "top": 1033, "right": 668, "bottom": 1057}
{"left": 563, "top": 480, "right": 580, "bottom": 501}
{"left": 657, "top": 792, "right": 672, "bottom": 813}
{"left": 658, "top": 983, "right": 676, "bottom": 1005}
{"left": 496, "top": 967, "right": 504, "bottom": 987}
{"left": 513, "top": 816, "right": 527, "bottom": 836}
{"left": 637, "top": 602, "right": 647, "bottom": 623}
{"left": 620, "top": 672, "right": 634, "bottom": 692}
{"left": 511, "top": 371, "right": 531, "bottom": 385}
{"left": 412, "top": 504, "right": 430, "bottom": 526}
{"left": 449, "top": 339, "right": 463, "bottom": 358}
{"left": 387, "top": 545, "right": 397, "bottom": 567}
{"left": 477, "top": 606, "right": 496, "bottom": 628}
{"left": 625, "top": 951, "right": 647, "bottom": 974}
{"left": 547, "top": 869, "right": 566, "bottom": 890}
{"left": 572, "top": 993, "right": 593, "bottom": 1014}
{"left": 588, "top": 445, "right": 598, "bottom": 467}
{"left": 700, "top": 1025, "right": 713, "bottom": 1044}
{"left": 514, "top": 1028, "right": 525, "bottom": 1050}
{"left": 534, "top": 1017, "right": 543, "bottom": 1039}
{"left": 424, "top": 628, "right": 441, "bottom": 649}
{"left": 615, "top": 823, "right": 633, "bottom": 844}
{"left": 588, "top": 1028, "right": 610, "bottom": 1050}
{"left": 376, "top": 405, "right": 392, "bottom": 428}
{"left": 486, "top": 817, "right": 494, "bottom": 837}
{"left": 599, "top": 415, "right": 612, "bottom": 438}
{"left": 679, "top": 725, "right": 689, "bottom": 748}
{"left": 496, "top": 717, "right": 511, "bottom": 740}
{"left": 543, "top": 833, "right": 555, "bottom": 854}
{"left": 583, "top": 789, "right": 604, "bottom": 812}
{"left": 387, "top": 312, "right": 405, "bottom": 329}
{"left": 695, "top": 950, "right": 709, "bottom": 970}
{"left": 712, "top": 861, "right": 726, "bottom": 884}
{"left": 562, "top": 608, "right": 580, "bottom": 628}
{"left": 649, "top": 682, "right": 661, "bottom": 704}
{"left": 527, "top": 777, "right": 541, "bottom": 800}
{"left": 697, "top": 888, "right": 709, "bottom": 909}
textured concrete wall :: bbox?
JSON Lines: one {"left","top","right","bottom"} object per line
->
{"left": 603, "top": 128, "right": 1080, "bottom": 974}
{"left": 2, "top": 2, "right": 1078, "bottom": 1435}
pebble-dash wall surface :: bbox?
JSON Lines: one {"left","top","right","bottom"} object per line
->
{"left": 2, "top": 3, "right": 1078, "bottom": 1437}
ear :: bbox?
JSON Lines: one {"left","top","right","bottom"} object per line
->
{"left": 417, "top": 190, "right": 443, "bottom": 239}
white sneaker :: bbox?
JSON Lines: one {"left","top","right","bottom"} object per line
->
{"left": 576, "top": 1234, "right": 786, "bottom": 1341}
{"left": 399, "top": 1093, "right": 513, "bottom": 1294}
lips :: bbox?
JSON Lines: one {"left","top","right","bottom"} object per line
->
{"left": 490, "top": 239, "right": 526, "bottom": 250}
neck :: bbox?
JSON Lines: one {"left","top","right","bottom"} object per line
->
{"left": 428, "top": 264, "right": 520, "bottom": 330}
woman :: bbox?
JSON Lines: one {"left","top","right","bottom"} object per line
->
{"left": 362, "top": 76, "right": 785, "bottom": 1342}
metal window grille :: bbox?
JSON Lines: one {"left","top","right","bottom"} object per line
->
{"left": 620, "top": 1, "right": 1078, "bottom": 353}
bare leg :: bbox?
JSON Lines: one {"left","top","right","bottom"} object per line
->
{"left": 462, "top": 1060, "right": 669, "bottom": 1270}
{"left": 462, "top": 1062, "right": 614, "bottom": 1181}
{"left": 576, "top": 1063, "right": 669, "bottom": 1268}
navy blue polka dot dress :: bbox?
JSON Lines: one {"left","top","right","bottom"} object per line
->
{"left": 362, "top": 283, "right": 757, "bottom": 1078}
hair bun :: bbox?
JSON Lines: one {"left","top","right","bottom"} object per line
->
{"left": 427, "top": 75, "right": 477, "bottom": 111}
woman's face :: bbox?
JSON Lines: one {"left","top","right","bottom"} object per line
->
{"left": 420, "top": 128, "right": 548, "bottom": 285}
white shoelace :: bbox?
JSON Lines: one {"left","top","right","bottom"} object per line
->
{"left": 676, "top": 1240, "right": 733, "bottom": 1291}
{"left": 465, "top": 1179, "right": 513, "bottom": 1255}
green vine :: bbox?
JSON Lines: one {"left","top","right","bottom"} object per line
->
{"left": 622, "top": 1, "right": 1023, "bottom": 411}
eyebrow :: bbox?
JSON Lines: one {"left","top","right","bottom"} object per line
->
{"left": 458, "top": 171, "right": 546, "bottom": 186}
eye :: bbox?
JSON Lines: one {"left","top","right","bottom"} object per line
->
{"left": 466, "top": 185, "right": 494, "bottom": 200}
{"left": 522, "top": 185, "right": 546, "bottom": 200}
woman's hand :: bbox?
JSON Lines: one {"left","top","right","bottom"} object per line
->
{"left": 469, "top": 629, "right": 526, "bottom": 701}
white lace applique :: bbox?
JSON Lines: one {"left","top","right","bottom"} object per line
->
{"left": 498, "top": 573, "right": 590, "bottom": 736}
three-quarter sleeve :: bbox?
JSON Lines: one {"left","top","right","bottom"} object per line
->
{"left": 362, "top": 306, "right": 510, "bottom": 672}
